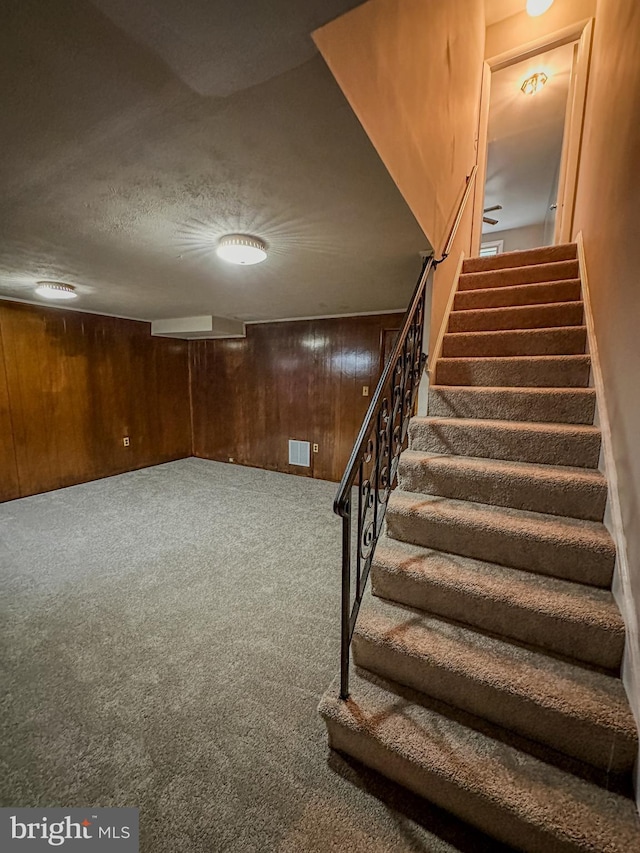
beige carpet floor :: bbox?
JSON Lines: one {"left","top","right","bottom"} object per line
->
{"left": 0, "top": 458, "right": 513, "bottom": 853}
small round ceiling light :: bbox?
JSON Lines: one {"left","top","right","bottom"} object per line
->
{"left": 35, "top": 281, "right": 78, "bottom": 300}
{"left": 216, "top": 234, "right": 267, "bottom": 266}
{"left": 526, "top": 0, "right": 554, "bottom": 16}
{"left": 521, "top": 71, "right": 548, "bottom": 95}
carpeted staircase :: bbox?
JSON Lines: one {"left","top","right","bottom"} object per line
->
{"left": 319, "top": 243, "right": 640, "bottom": 851}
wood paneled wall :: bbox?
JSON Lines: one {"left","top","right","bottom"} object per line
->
{"left": 0, "top": 304, "right": 402, "bottom": 501}
{"left": 0, "top": 320, "right": 20, "bottom": 502}
{"left": 0, "top": 301, "right": 191, "bottom": 500}
{"left": 190, "top": 314, "right": 402, "bottom": 483}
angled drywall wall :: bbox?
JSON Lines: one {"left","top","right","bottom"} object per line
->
{"left": 313, "top": 1, "right": 485, "bottom": 338}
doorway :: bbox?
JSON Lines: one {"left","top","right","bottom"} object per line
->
{"left": 472, "top": 20, "right": 594, "bottom": 256}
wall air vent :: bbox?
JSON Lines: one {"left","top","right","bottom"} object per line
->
{"left": 288, "top": 440, "right": 311, "bottom": 467}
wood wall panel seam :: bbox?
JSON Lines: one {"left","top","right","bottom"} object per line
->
{"left": 0, "top": 310, "right": 21, "bottom": 500}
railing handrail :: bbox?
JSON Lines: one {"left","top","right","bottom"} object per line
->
{"left": 436, "top": 164, "right": 478, "bottom": 263}
{"left": 333, "top": 166, "right": 477, "bottom": 519}
{"left": 333, "top": 252, "right": 434, "bottom": 518}
{"left": 333, "top": 167, "right": 478, "bottom": 700}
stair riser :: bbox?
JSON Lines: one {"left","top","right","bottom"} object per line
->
{"left": 320, "top": 670, "right": 640, "bottom": 853}
{"left": 323, "top": 718, "right": 565, "bottom": 853}
{"left": 454, "top": 280, "right": 581, "bottom": 310}
{"left": 448, "top": 303, "right": 584, "bottom": 334}
{"left": 443, "top": 327, "right": 587, "bottom": 358}
{"left": 385, "top": 508, "right": 614, "bottom": 587}
{"left": 462, "top": 244, "right": 577, "bottom": 274}
{"left": 352, "top": 637, "right": 635, "bottom": 773}
{"left": 398, "top": 458, "right": 606, "bottom": 520}
{"left": 459, "top": 261, "right": 580, "bottom": 291}
{"left": 435, "top": 358, "right": 591, "bottom": 388}
{"left": 371, "top": 564, "right": 624, "bottom": 670}
{"left": 409, "top": 423, "right": 601, "bottom": 468}
{"left": 428, "top": 388, "right": 596, "bottom": 425}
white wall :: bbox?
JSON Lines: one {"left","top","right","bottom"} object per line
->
{"left": 313, "top": 0, "right": 486, "bottom": 363}
{"left": 483, "top": 223, "right": 546, "bottom": 252}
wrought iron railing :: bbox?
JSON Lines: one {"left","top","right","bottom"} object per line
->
{"left": 333, "top": 167, "right": 477, "bottom": 699}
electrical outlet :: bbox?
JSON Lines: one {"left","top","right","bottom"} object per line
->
{"left": 123, "top": 437, "right": 130, "bottom": 447}
{"left": 313, "top": 443, "right": 319, "bottom": 453}
{"left": 228, "top": 457, "right": 234, "bottom": 463}
{"left": 362, "top": 385, "right": 369, "bottom": 397}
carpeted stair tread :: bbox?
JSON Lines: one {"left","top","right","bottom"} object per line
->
{"left": 398, "top": 450, "right": 607, "bottom": 520}
{"left": 448, "top": 301, "right": 584, "bottom": 333}
{"left": 319, "top": 670, "right": 640, "bottom": 853}
{"left": 371, "top": 536, "right": 624, "bottom": 669}
{"left": 385, "top": 490, "right": 615, "bottom": 587}
{"left": 436, "top": 355, "right": 591, "bottom": 388}
{"left": 459, "top": 260, "right": 579, "bottom": 291}
{"left": 321, "top": 243, "right": 640, "bottom": 848}
{"left": 409, "top": 417, "right": 601, "bottom": 468}
{"left": 353, "top": 597, "right": 637, "bottom": 772}
{"left": 454, "top": 279, "right": 582, "bottom": 310}
{"left": 443, "top": 326, "right": 587, "bottom": 357}
{"left": 428, "top": 385, "right": 596, "bottom": 424}
{"left": 462, "top": 244, "right": 577, "bottom": 274}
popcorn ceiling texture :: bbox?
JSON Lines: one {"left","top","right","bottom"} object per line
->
{"left": 0, "top": 0, "right": 426, "bottom": 323}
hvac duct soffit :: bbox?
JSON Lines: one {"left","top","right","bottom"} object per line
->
{"left": 151, "top": 315, "right": 246, "bottom": 340}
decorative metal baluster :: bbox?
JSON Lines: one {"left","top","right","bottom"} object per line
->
{"left": 335, "top": 168, "right": 478, "bottom": 701}
{"left": 356, "top": 460, "right": 364, "bottom": 601}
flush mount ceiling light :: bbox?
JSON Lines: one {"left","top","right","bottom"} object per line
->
{"left": 521, "top": 71, "right": 548, "bottom": 95}
{"left": 35, "top": 281, "right": 78, "bottom": 300}
{"left": 526, "top": 0, "right": 555, "bottom": 15}
{"left": 216, "top": 234, "right": 267, "bottom": 266}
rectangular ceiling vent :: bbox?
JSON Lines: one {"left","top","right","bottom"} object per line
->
{"left": 288, "top": 440, "right": 310, "bottom": 467}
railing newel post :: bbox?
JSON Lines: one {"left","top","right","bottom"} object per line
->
{"left": 340, "top": 505, "right": 351, "bottom": 700}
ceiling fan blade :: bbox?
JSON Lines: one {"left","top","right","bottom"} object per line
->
{"left": 483, "top": 216, "right": 499, "bottom": 225}
{"left": 483, "top": 205, "right": 503, "bottom": 213}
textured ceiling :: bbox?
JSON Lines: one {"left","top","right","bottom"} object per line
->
{"left": 483, "top": 42, "right": 573, "bottom": 234}
{"left": 0, "top": 0, "right": 427, "bottom": 322}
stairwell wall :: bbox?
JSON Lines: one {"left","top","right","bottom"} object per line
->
{"left": 571, "top": 0, "right": 640, "bottom": 749}
{"left": 312, "top": 0, "right": 485, "bottom": 363}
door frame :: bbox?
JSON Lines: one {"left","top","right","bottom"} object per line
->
{"left": 472, "top": 18, "right": 595, "bottom": 253}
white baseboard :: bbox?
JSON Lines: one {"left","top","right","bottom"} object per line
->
{"left": 576, "top": 232, "right": 640, "bottom": 806}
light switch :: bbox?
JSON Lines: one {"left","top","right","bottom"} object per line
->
{"left": 362, "top": 386, "right": 369, "bottom": 397}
